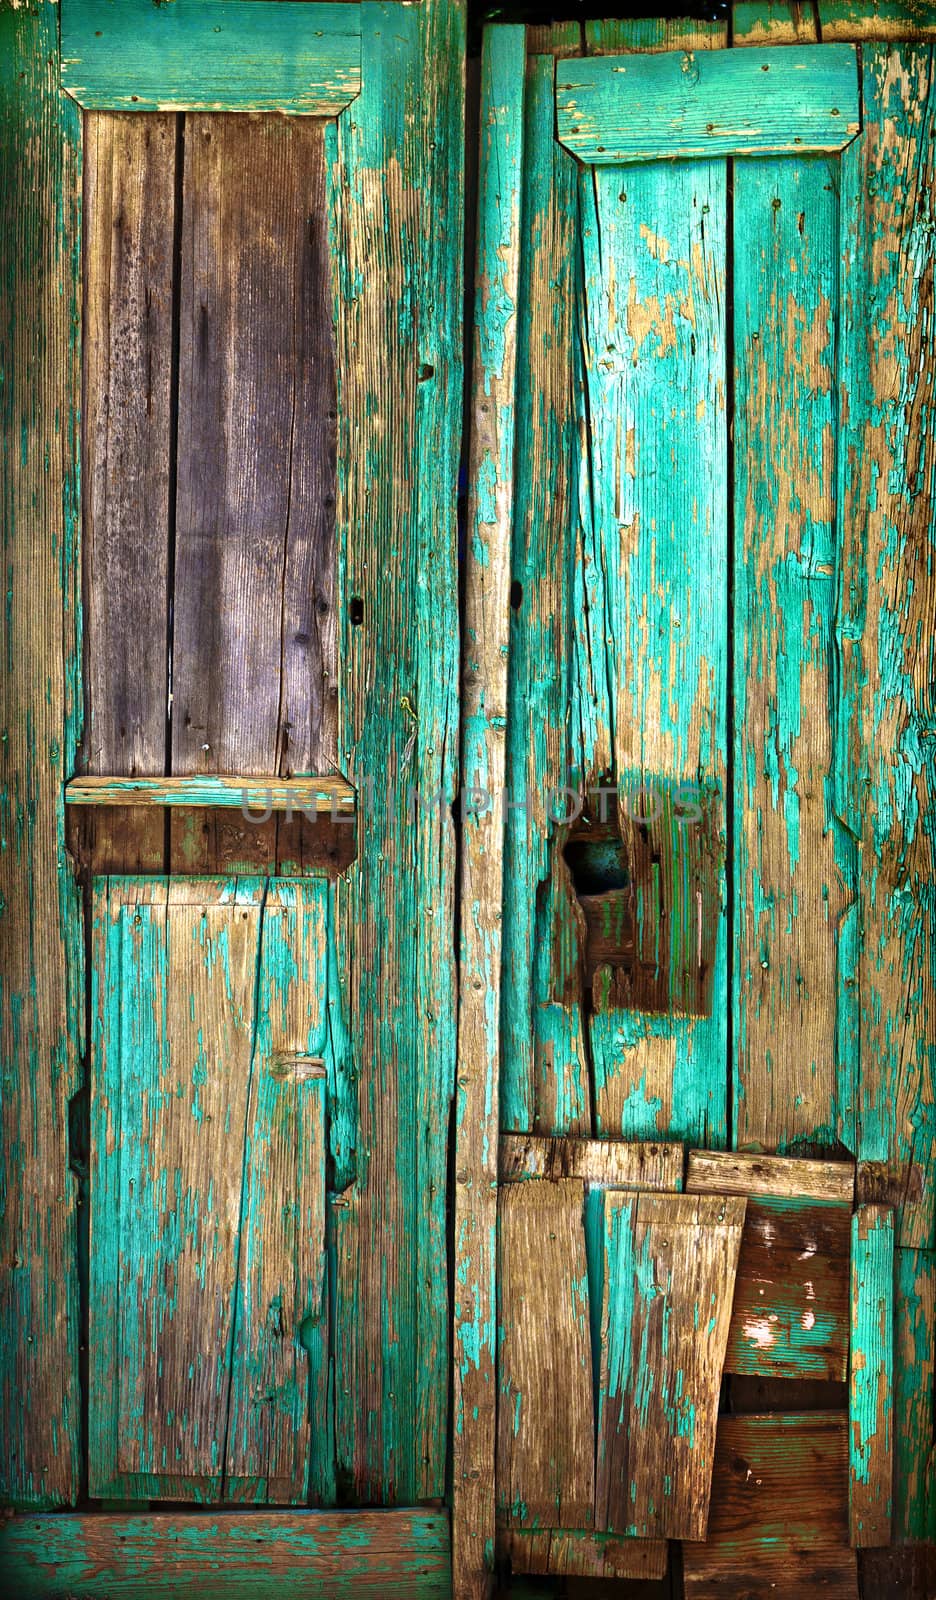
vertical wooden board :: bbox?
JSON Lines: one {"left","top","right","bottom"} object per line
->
{"left": 497, "top": 1180, "right": 594, "bottom": 1530}
{"left": 849, "top": 1206, "right": 894, "bottom": 1545}
{"left": 89, "top": 878, "right": 265, "bottom": 1500}
{"left": 724, "top": 1196, "right": 851, "bottom": 1380}
{"left": 82, "top": 113, "right": 176, "bottom": 873}
{"left": 500, "top": 28, "right": 591, "bottom": 1139}
{"left": 0, "top": 2, "right": 83, "bottom": 1507}
{"left": 595, "top": 1192, "right": 746, "bottom": 1540}
{"left": 578, "top": 141, "right": 728, "bottom": 1146}
{"left": 226, "top": 881, "right": 333, "bottom": 1505}
{"left": 834, "top": 43, "right": 936, "bottom": 1248}
{"left": 892, "top": 1246, "right": 935, "bottom": 1541}
{"left": 683, "top": 1412, "right": 858, "bottom": 1598}
{"left": 732, "top": 150, "right": 853, "bottom": 1153}
{"left": 171, "top": 112, "right": 337, "bottom": 865}
{"left": 328, "top": 0, "right": 462, "bottom": 1505}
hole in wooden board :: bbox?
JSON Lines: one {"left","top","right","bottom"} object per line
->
{"left": 349, "top": 595, "right": 365, "bottom": 626}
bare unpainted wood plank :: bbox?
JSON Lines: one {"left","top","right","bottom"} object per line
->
{"left": 82, "top": 112, "right": 176, "bottom": 874}
{"left": 62, "top": 0, "right": 362, "bottom": 115}
{"left": 834, "top": 42, "right": 936, "bottom": 1249}
{"left": 497, "top": 1180, "right": 595, "bottom": 1530}
{"left": 499, "top": 1135, "right": 684, "bottom": 1190}
{"left": 849, "top": 1206, "right": 894, "bottom": 1545}
{"left": 67, "top": 775, "right": 354, "bottom": 811}
{"left": 688, "top": 1149, "right": 855, "bottom": 1203}
{"left": 857, "top": 1547, "right": 936, "bottom": 1600}
{"left": 171, "top": 113, "right": 338, "bottom": 870}
{"left": 595, "top": 1192, "right": 746, "bottom": 1540}
{"left": 724, "top": 1197, "right": 851, "bottom": 1380}
{"left": 556, "top": 46, "right": 859, "bottom": 163}
{"left": 0, "top": 1510, "right": 451, "bottom": 1600}
{"left": 0, "top": 2, "right": 83, "bottom": 1507}
{"left": 817, "top": 1, "right": 936, "bottom": 40}
{"left": 498, "top": 1528, "right": 667, "bottom": 1582}
{"left": 683, "top": 1413, "right": 858, "bottom": 1598}
{"left": 454, "top": 24, "right": 524, "bottom": 1595}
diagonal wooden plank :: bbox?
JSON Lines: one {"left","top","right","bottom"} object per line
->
{"left": 595, "top": 1192, "right": 746, "bottom": 1539}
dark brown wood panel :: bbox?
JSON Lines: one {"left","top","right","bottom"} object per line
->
{"left": 723, "top": 1197, "right": 851, "bottom": 1381}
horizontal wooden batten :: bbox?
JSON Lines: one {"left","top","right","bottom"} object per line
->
{"left": 498, "top": 1526, "right": 667, "bottom": 1582}
{"left": 0, "top": 1510, "right": 451, "bottom": 1599}
{"left": 61, "top": 0, "right": 361, "bottom": 114}
{"left": 499, "top": 1134, "right": 684, "bottom": 1190}
{"left": 65, "top": 776, "right": 355, "bottom": 813}
{"left": 688, "top": 1149, "right": 856, "bottom": 1204}
{"left": 556, "top": 43, "right": 860, "bottom": 163}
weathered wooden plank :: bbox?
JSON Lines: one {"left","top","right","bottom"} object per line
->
{"left": 683, "top": 1413, "right": 859, "bottom": 1598}
{"left": 226, "top": 881, "right": 333, "bottom": 1506}
{"left": 857, "top": 1547, "right": 936, "bottom": 1600}
{"left": 454, "top": 26, "right": 525, "bottom": 1598}
{"left": 62, "top": 0, "right": 361, "bottom": 114}
{"left": 732, "top": 142, "right": 854, "bottom": 1152}
{"left": 586, "top": 17, "right": 726, "bottom": 52}
{"left": 0, "top": 1510, "right": 451, "bottom": 1600}
{"left": 817, "top": 1, "right": 936, "bottom": 40}
{"left": 0, "top": 0, "right": 83, "bottom": 1508}
{"left": 498, "top": 1528, "right": 667, "bottom": 1581}
{"left": 595, "top": 1192, "right": 746, "bottom": 1539}
{"left": 556, "top": 46, "right": 859, "bottom": 164}
{"left": 67, "top": 776, "right": 354, "bottom": 811}
{"left": 499, "top": 1135, "right": 683, "bottom": 1190}
{"left": 849, "top": 1206, "right": 894, "bottom": 1545}
{"left": 833, "top": 41, "right": 936, "bottom": 1249}
{"left": 723, "top": 1196, "right": 851, "bottom": 1380}
{"left": 82, "top": 112, "right": 176, "bottom": 874}
{"left": 497, "top": 1180, "right": 595, "bottom": 1530}
{"left": 892, "top": 1246, "right": 935, "bottom": 1541}
{"left": 733, "top": 3, "right": 826, "bottom": 45}
{"left": 328, "top": 0, "right": 462, "bottom": 1507}
{"left": 688, "top": 1148, "right": 856, "bottom": 1203}
{"left": 579, "top": 14, "right": 728, "bottom": 1145}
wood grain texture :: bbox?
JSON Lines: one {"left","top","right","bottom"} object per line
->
{"left": 88, "top": 877, "right": 334, "bottom": 1502}
{"left": 723, "top": 1196, "right": 851, "bottom": 1380}
{"left": 62, "top": 0, "right": 362, "bottom": 115}
{"left": 892, "top": 1246, "right": 935, "bottom": 1541}
{"left": 849, "top": 1205, "right": 894, "bottom": 1545}
{"left": 732, "top": 133, "right": 855, "bottom": 1153}
{"left": 683, "top": 1413, "right": 858, "bottom": 1598}
{"left": 688, "top": 1148, "right": 856, "bottom": 1202}
{"left": 327, "top": 0, "right": 463, "bottom": 1508}
{"left": 68, "top": 776, "right": 354, "bottom": 811}
{"left": 496, "top": 1180, "right": 595, "bottom": 1531}
{"left": 733, "top": 3, "right": 828, "bottom": 46}
{"left": 0, "top": 1510, "right": 451, "bottom": 1600}
{"left": 594, "top": 1192, "right": 746, "bottom": 1539}
{"left": 556, "top": 46, "right": 859, "bottom": 163}
{"left": 499, "top": 1135, "right": 683, "bottom": 1190}
{"left": 454, "top": 26, "right": 525, "bottom": 1597}
{"left": 817, "top": 1, "right": 936, "bottom": 41}
{"left": 0, "top": 0, "right": 83, "bottom": 1508}
{"left": 581, "top": 15, "right": 729, "bottom": 1150}
{"left": 833, "top": 41, "right": 936, "bottom": 1249}
{"left": 82, "top": 112, "right": 175, "bottom": 874}
{"left": 498, "top": 1527, "right": 667, "bottom": 1581}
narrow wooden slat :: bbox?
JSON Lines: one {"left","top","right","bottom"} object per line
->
{"left": 499, "top": 1135, "right": 683, "bottom": 1190}
{"left": 82, "top": 112, "right": 176, "bottom": 873}
{"left": 683, "top": 1413, "right": 859, "bottom": 1597}
{"left": 688, "top": 1149, "right": 856, "bottom": 1203}
{"left": 834, "top": 41, "right": 936, "bottom": 1249}
{"left": 171, "top": 113, "right": 338, "bottom": 870}
{"left": 817, "top": 1, "right": 936, "bottom": 40}
{"left": 724, "top": 1196, "right": 851, "bottom": 1380}
{"left": 892, "top": 1246, "right": 936, "bottom": 1539}
{"left": 0, "top": 1510, "right": 451, "bottom": 1600}
{"left": 0, "top": 2, "right": 83, "bottom": 1506}
{"left": 849, "top": 1206, "right": 894, "bottom": 1544}
{"left": 67, "top": 776, "right": 354, "bottom": 811}
{"left": 556, "top": 45, "right": 859, "bottom": 164}
{"left": 595, "top": 1192, "right": 746, "bottom": 1540}
{"left": 580, "top": 14, "right": 729, "bottom": 1147}
{"left": 62, "top": 0, "right": 361, "bottom": 114}
{"left": 498, "top": 1528, "right": 667, "bottom": 1581}
{"left": 497, "top": 1180, "right": 595, "bottom": 1530}
{"left": 454, "top": 26, "right": 525, "bottom": 1596}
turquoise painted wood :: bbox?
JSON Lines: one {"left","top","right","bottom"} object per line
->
{"left": 0, "top": 1510, "right": 451, "bottom": 1599}
{"left": 556, "top": 45, "right": 860, "bottom": 164}
{"left": 849, "top": 1206, "right": 894, "bottom": 1544}
{"left": 62, "top": 0, "right": 361, "bottom": 114}
{"left": 65, "top": 775, "right": 355, "bottom": 812}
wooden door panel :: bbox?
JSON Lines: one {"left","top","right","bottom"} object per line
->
{"left": 89, "top": 877, "right": 332, "bottom": 1503}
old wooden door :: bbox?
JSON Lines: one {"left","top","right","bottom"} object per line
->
{"left": 1, "top": 0, "right": 461, "bottom": 1589}
{"left": 455, "top": 8, "right": 935, "bottom": 1599}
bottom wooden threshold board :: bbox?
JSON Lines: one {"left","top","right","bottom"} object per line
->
{"left": 0, "top": 1510, "right": 450, "bottom": 1599}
